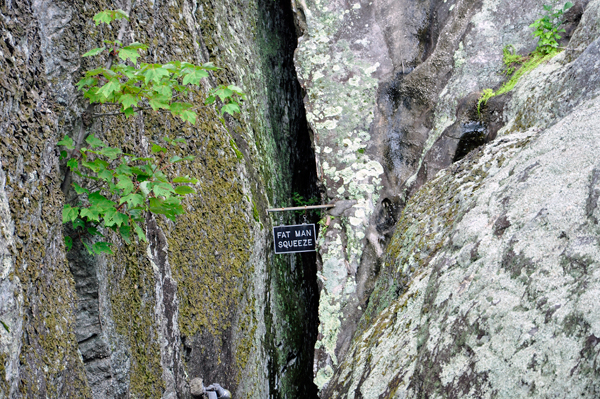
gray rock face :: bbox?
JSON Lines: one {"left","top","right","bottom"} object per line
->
{"left": 326, "top": 94, "right": 600, "bottom": 398}
{"left": 313, "top": 0, "right": 600, "bottom": 396}
{"left": 292, "top": 0, "right": 571, "bottom": 390}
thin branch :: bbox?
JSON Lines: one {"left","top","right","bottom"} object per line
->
{"left": 93, "top": 108, "right": 173, "bottom": 117}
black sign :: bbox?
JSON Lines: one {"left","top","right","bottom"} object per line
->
{"left": 273, "top": 224, "right": 317, "bottom": 254}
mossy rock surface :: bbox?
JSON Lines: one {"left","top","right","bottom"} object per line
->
{"left": 0, "top": 0, "right": 318, "bottom": 397}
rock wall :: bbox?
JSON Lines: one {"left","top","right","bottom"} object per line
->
{"left": 290, "top": 0, "right": 600, "bottom": 396}
{"left": 0, "top": 0, "right": 318, "bottom": 398}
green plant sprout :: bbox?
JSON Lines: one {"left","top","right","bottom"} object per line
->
{"left": 530, "top": 1, "right": 573, "bottom": 54}
{"left": 477, "top": 88, "right": 495, "bottom": 116}
{"left": 292, "top": 192, "right": 319, "bottom": 208}
{"left": 59, "top": 9, "right": 245, "bottom": 255}
{"left": 501, "top": 45, "right": 527, "bottom": 75}
{"left": 292, "top": 191, "right": 321, "bottom": 219}
{"left": 317, "top": 215, "right": 335, "bottom": 235}
{"left": 477, "top": 2, "right": 572, "bottom": 116}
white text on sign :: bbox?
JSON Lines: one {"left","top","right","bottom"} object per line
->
{"left": 273, "top": 224, "right": 317, "bottom": 254}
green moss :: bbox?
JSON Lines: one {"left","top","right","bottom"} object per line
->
{"left": 358, "top": 148, "right": 491, "bottom": 336}
{"left": 478, "top": 49, "right": 560, "bottom": 114}
{"left": 252, "top": 200, "right": 260, "bottom": 222}
{"left": 0, "top": 351, "right": 6, "bottom": 394}
{"left": 0, "top": 12, "right": 91, "bottom": 393}
{"left": 230, "top": 139, "right": 244, "bottom": 160}
{"left": 235, "top": 302, "right": 258, "bottom": 381}
{"left": 109, "top": 243, "right": 164, "bottom": 398}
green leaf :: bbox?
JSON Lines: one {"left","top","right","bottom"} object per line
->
{"left": 153, "top": 169, "right": 169, "bottom": 183}
{"left": 182, "top": 156, "right": 195, "bottom": 161}
{"left": 81, "top": 158, "right": 109, "bottom": 173}
{"left": 85, "top": 134, "right": 106, "bottom": 148}
{"left": 119, "top": 93, "right": 138, "bottom": 110}
{"left": 93, "top": 9, "right": 129, "bottom": 25}
{"left": 85, "top": 67, "right": 115, "bottom": 78}
{"left": 123, "top": 107, "right": 136, "bottom": 118}
{"left": 116, "top": 175, "right": 134, "bottom": 195}
{"left": 182, "top": 68, "right": 209, "bottom": 85}
{"left": 133, "top": 222, "right": 147, "bottom": 242}
{"left": 93, "top": 10, "right": 113, "bottom": 25}
{"left": 221, "top": 102, "right": 241, "bottom": 115}
{"left": 152, "top": 182, "right": 175, "bottom": 197}
{"left": 180, "top": 110, "right": 197, "bottom": 124}
{"left": 115, "top": 163, "right": 132, "bottom": 175}
{"left": 72, "top": 218, "right": 85, "bottom": 230}
{"left": 72, "top": 182, "right": 89, "bottom": 195}
{"left": 98, "top": 168, "right": 113, "bottom": 182}
{"left": 63, "top": 205, "right": 79, "bottom": 223}
{"left": 100, "top": 146, "right": 122, "bottom": 160}
{"left": 82, "top": 241, "right": 93, "bottom": 255}
{"left": 118, "top": 47, "right": 141, "bottom": 64}
{"left": 120, "top": 193, "right": 145, "bottom": 208}
{"left": 153, "top": 84, "right": 173, "bottom": 99}
{"left": 174, "top": 185, "right": 195, "bottom": 195}
{"left": 151, "top": 143, "right": 167, "bottom": 153}
{"left": 564, "top": 2, "right": 573, "bottom": 10}
{"left": 173, "top": 176, "right": 196, "bottom": 183}
{"left": 97, "top": 79, "right": 121, "bottom": 100}
{"left": 88, "top": 192, "right": 116, "bottom": 211}
{"left": 169, "top": 102, "right": 192, "bottom": 112}
{"left": 148, "top": 197, "right": 182, "bottom": 221}
{"left": 92, "top": 242, "right": 113, "bottom": 254}
{"left": 120, "top": 224, "right": 132, "bottom": 244}
{"left": 205, "top": 95, "right": 216, "bottom": 105}
{"left": 60, "top": 150, "right": 68, "bottom": 160}
{"left": 80, "top": 207, "right": 101, "bottom": 223}
{"left": 227, "top": 84, "right": 245, "bottom": 97}
{"left": 82, "top": 47, "right": 106, "bottom": 57}
{"left": 169, "top": 156, "right": 183, "bottom": 163}
{"left": 104, "top": 209, "right": 128, "bottom": 227}
{"left": 163, "top": 61, "right": 182, "bottom": 73}
{"left": 149, "top": 96, "right": 170, "bottom": 111}
{"left": 83, "top": 87, "right": 102, "bottom": 103}
{"left": 126, "top": 42, "right": 149, "bottom": 50}
{"left": 64, "top": 236, "right": 73, "bottom": 251}
{"left": 76, "top": 77, "right": 98, "bottom": 90}
{"left": 142, "top": 64, "right": 170, "bottom": 84}
{"left": 57, "top": 136, "right": 74, "bottom": 149}
{"left": 213, "top": 87, "right": 234, "bottom": 101}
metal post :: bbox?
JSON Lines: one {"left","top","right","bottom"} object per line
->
{"left": 266, "top": 204, "right": 335, "bottom": 213}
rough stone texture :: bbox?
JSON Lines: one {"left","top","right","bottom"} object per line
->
{"left": 0, "top": 0, "right": 318, "bottom": 398}
{"left": 189, "top": 377, "right": 203, "bottom": 397}
{"left": 293, "top": 0, "right": 600, "bottom": 392}
{"left": 319, "top": 1, "right": 600, "bottom": 397}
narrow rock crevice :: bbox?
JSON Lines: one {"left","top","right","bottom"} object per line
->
{"left": 257, "top": 0, "right": 321, "bottom": 396}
